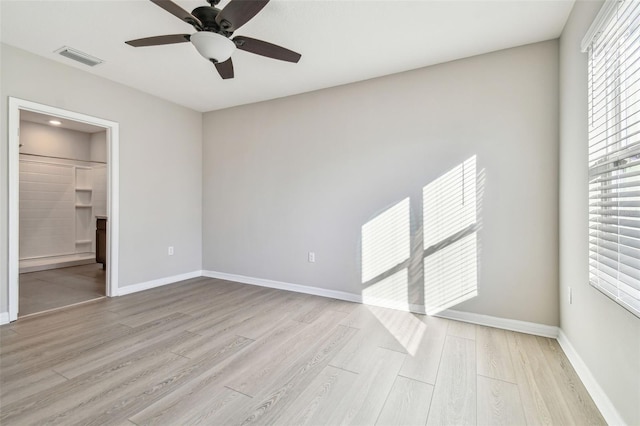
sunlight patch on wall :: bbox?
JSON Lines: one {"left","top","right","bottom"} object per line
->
{"left": 362, "top": 268, "right": 409, "bottom": 311}
{"left": 423, "top": 156, "right": 476, "bottom": 248}
{"left": 361, "top": 198, "right": 410, "bottom": 283}
{"left": 423, "top": 156, "right": 478, "bottom": 315}
{"left": 424, "top": 232, "right": 478, "bottom": 315}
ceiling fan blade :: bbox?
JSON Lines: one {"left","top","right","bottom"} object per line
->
{"left": 233, "top": 36, "right": 301, "bottom": 63}
{"left": 215, "top": 0, "right": 269, "bottom": 32}
{"left": 150, "top": 0, "right": 203, "bottom": 29}
{"left": 213, "top": 58, "right": 234, "bottom": 79}
{"left": 125, "top": 34, "right": 191, "bottom": 47}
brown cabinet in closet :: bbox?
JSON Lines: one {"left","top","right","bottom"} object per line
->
{"left": 96, "top": 217, "right": 107, "bottom": 270}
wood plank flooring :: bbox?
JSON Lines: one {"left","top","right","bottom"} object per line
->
{"left": 19, "top": 263, "right": 105, "bottom": 317}
{"left": 0, "top": 277, "right": 606, "bottom": 425}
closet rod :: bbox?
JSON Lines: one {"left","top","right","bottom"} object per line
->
{"left": 19, "top": 152, "right": 106, "bottom": 164}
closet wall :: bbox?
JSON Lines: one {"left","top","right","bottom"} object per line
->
{"left": 19, "top": 120, "right": 106, "bottom": 262}
{"left": 90, "top": 131, "right": 107, "bottom": 218}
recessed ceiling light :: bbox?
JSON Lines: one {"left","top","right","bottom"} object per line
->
{"left": 49, "top": 120, "right": 62, "bottom": 126}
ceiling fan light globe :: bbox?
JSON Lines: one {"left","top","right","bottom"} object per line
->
{"left": 190, "top": 31, "right": 235, "bottom": 62}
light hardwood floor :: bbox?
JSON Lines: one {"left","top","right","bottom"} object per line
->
{"left": 19, "top": 263, "right": 105, "bottom": 317}
{"left": 0, "top": 277, "right": 605, "bottom": 425}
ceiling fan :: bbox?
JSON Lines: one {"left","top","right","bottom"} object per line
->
{"left": 125, "top": 0, "right": 301, "bottom": 79}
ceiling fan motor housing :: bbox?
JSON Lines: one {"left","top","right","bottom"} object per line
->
{"left": 192, "top": 6, "right": 231, "bottom": 35}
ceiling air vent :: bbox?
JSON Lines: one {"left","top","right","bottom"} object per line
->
{"left": 55, "top": 46, "right": 104, "bottom": 67}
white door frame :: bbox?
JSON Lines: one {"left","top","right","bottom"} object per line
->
{"left": 7, "top": 97, "right": 119, "bottom": 322}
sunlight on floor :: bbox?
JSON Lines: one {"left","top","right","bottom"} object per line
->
{"left": 367, "top": 304, "right": 427, "bottom": 356}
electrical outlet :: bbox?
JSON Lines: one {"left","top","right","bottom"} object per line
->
{"left": 168, "top": 246, "right": 174, "bottom": 256}
{"left": 308, "top": 252, "right": 315, "bottom": 263}
{"left": 569, "top": 286, "right": 572, "bottom": 304}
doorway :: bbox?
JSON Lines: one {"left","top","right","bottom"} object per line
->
{"left": 8, "top": 98, "right": 119, "bottom": 322}
{"left": 18, "top": 111, "right": 107, "bottom": 316}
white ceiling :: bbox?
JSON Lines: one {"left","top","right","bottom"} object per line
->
{"left": 1, "top": 0, "right": 574, "bottom": 113}
{"left": 20, "top": 110, "right": 106, "bottom": 134}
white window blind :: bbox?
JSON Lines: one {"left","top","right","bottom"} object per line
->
{"left": 587, "top": 0, "right": 640, "bottom": 318}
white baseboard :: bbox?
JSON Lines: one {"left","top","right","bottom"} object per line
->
{"left": 436, "top": 309, "right": 559, "bottom": 338}
{"left": 202, "top": 270, "right": 362, "bottom": 304}
{"left": 358, "top": 297, "right": 427, "bottom": 314}
{"left": 20, "top": 256, "right": 95, "bottom": 274}
{"left": 202, "top": 271, "right": 560, "bottom": 336}
{"left": 435, "top": 310, "right": 623, "bottom": 424}
{"left": 557, "top": 330, "right": 626, "bottom": 426}
{"left": 204, "top": 271, "right": 430, "bottom": 314}
{"left": 0, "top": 271, "right": 203, "bottom": 324}
{"left": 117, "top": 270, "right": 203, "bottom": 296}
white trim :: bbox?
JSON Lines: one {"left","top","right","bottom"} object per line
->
{"left": 202, "top": 270, "right": 362, "bottom": 303}
{"left": 203, "top": 270, "right": 430, "bottom": 314}
{"left": 106, "top": 124, "right": 119, "bottom": 298}
{"left": 408, "top": 303, "right": 426, "bottom": 314}
{"left": 436, "top": 309, "right": 559, "bottom": 338}
{"left": 18, "top": 296, "right": 105, "bottom": 320}
{"left": 0, "top": 312, "right": 9, "bottom": 325}
{"left": 201, "top": 272, "right": 562, "bottom": 336}
{"left": 7, "top": 98, "right": 119, "bottom": 321}
{"left": 581, "top": 0, "right": 619, "bottom": 52}
{"left": 117, "top": 270, "right": 203, "bottom": 296}
{"left": 358, "top": 298, "right": 426, "bottom": 313}
{"left": 359, "top": 297, "right": 427, "bottom": 314}
{"left": 361, "top": 297, "right": 408, "bottom": 311}
{"left": 8, "top": 99, "right": 20, "bottom": 322}
{"left": 557, "top": 330, "right": 627, "bottom": 426}
{"left": 20, "top": 257, "right": 95, "bottom": 274}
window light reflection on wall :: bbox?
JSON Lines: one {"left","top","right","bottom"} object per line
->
{"left": 423, "top": 156, "right": 478, "bottom": 315}
{"left": 361, "top": 198, "right": 411, "bottom": 310}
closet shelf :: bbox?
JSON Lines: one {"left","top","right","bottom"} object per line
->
{"left": 75, "top": 188, "right": 92, "bottom": 192}
{"left": 75, "top": 204, "right": 92, "bottom": 208}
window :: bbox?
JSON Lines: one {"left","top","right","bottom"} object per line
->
{"left": 585, "top": 0, "right": 640, "bottom": 317}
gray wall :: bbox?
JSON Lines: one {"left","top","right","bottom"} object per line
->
{"left": 1, "top": 44, "right": 203, "bottom": 314}
{"left": 18, "top": 121, "right": 96, "bottom": 259}
{"left": 202, "top": 40, "right": 560, "bottom": 325}
{"left": 20, "top": 120, "right": 91, "bottom": 161}
{"left": 559, "top": 2, "right": 640, "bottom": 424}
{"left": 90, "top": 131, "right": 107, "bottom": 163}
